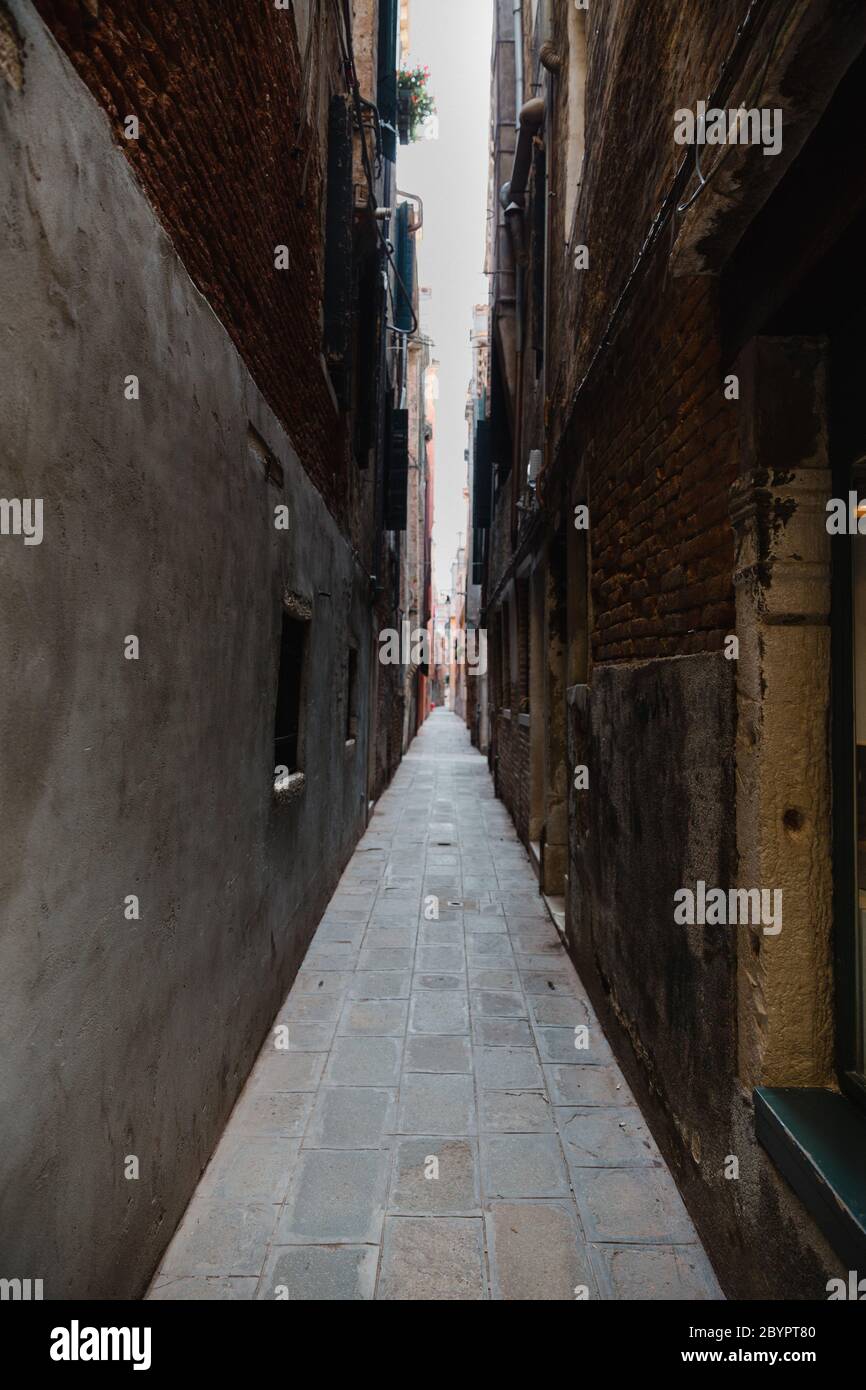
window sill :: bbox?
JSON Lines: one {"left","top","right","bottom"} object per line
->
{"left": 501, "top": 708, "right": 512, "bottom": 721}
{"left": 273, "top": 772, "right": 306, "bottom": 806}
{"left": 517, "top": 712, "right": 530, "bottom": 728}
{"left": 755, "top": 1086, "right": 866, "bottom": 1269}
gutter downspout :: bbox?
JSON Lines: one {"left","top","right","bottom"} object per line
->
{"left": 510, "top": 0, "right": 524, "bottom": 547}
{"left": 513, "top": 0, "right": 524, "bottom": 124}
{"left": 500, "top": 93, "right": 545, "bottom": 543}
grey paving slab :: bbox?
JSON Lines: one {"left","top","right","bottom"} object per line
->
{"left": 249, "top": 1050, "right": 326, "bottom": 1093}
{"left": 480, "top": 1089, "right": 555, "bottom": 1133}
{"left": 467, "top": 935, "right": 516, "bottom": 962}
{"left": 558, "top": 1106, "right": 662, "bottom": 1169}
{"left": 303, "top": 1086, "right": 395, "bottom": 1149}
{"left": 418, "top": 922, "right": 464, "bottom": 946}
{"left": 475, "top": 1045, "right": 544, "bottom": 1089}
{"left": 469, "top": 967, "right": 522, "bottom": 991}
{"left": 529, "top": 994, "right": 592, "bottom": 1026}
{"left": 314, "top": 923, "right": 367, "bottom": 945}
{"left": 409, "top": 990, "right": 469, "bottom": 1035}
{"left": 158, "top": 1199, "right": 277, "bottom": 1277}
{"left": 292, "top": 970, "right": 354, "bottom": 995}
{"left": 364, "top": 928, "right": 417, "bottom": 951}
{"left": 472, "top": 989, "right": 527, "bottom": 1018}
{"left": 150, "top": 711, "right": 720, "bottom": 1303}
{"left": 486, "top": 1202, "right": 597, "bottom": 1301}
{"left": 465, "top": 916, "right": 508, "bottom": 933}
{"left": 324, "top": 1036, "right": 402, "bottom": 1086}
{"left": 510, "top": 925, "right": 563, "bottom": 952}
{"left": 472, "top": 1016, "right": 534, "bottom": 1047}
{"left": 481, "top": 1134, "right": 570, "bottom": 1199}
{"left": 275, "top": 1022, "right": 336, "bottom": 1052}
{"left": 520, "top": 970, "right": 581, "bottom": 996}
{"left": 535, "top": 1024, "right": 614, "bottom": 1066}
{"left": 397, "top": 1072, "right": 477, "bottom": 1134}
{"left": 571, "top": 1167, "right": 699, "bottom": 1245}
{"left": 376, "top": 1217, "right": 486, "bottom": 1300}
{"left": 544, "top": 1064, "right": 635, "bottom": 1107}
{"left": 228, "top": 1090, "right": 314, "bottom": 1138}
{"left": 304, "top": 943, "right": 361, "bottom": 967}
{"left": 150, "top": 1275, "right": 258, "bottom": 1300}
{"left": 198, "top": 1135, "right": 299, "bottom": 1205}
{"left": 357, "top": 947, "right": 414, "bottom": 971}
{"left": 348, "top": 971, "right": 411, "bottom": 999}
{"left": 388, "top": 1137, "right": 480, "bottom": 1215}
{"left": 258, "top": 1245, "right": 378, "bottom": 1300}
{"left": 589, "top": 1243, "right": 724, "bottom": 1301}
{"left": 405, "top": 1034, "right": 473, "bottom": 1073}
{"left": 275, "top": 1150, "right": 391, "bottom": 1245}
{"left": 278, "top": 993, "right": 343, "bottom": 1023}
{"left": 415, "top": 945, "right": 466, "bottom": 973}
{"left": 338, "top": 998, "right": 408, "bottom": 1036}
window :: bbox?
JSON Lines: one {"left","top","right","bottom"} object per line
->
{"left": 564, "top": 4, "right": 587, "bottom": 245}
{"left": 377, "top": 0, "right": 399, "bottom": 162}
{"left": 274, "top": 612, "right": 307, "bottom": 778}
{"left": 346, "top": 647, "right": 359, "bottom": 742}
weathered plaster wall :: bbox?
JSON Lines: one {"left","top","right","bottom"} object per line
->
{"left": 567, "top": 654, "right": 841, "bottom": 1299}
{"left": 0, "top": 7, "right": 371, "bottom": 1298}
{"left": 732, "top": 336, "right": 834, "bottom": 1093}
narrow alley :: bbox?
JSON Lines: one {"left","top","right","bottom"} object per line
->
{"left": 148, "top": 711, "right": 721, "bottom": 1301}
{"left": 5, "top": 0, "right": 866, "bottom": 1339}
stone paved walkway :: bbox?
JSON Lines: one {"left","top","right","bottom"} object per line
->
{"left": 148, "top": 710, "right": 722, "bottom": 1300}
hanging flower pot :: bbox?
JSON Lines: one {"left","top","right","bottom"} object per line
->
{"left": 397, "top": 65, "right": 436, "bottom": 143}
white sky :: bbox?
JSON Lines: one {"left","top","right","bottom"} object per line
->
{"left": 397, "top": 0, "right": 494, "bottom": 596}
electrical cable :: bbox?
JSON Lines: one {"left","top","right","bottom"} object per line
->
{"left": 555, "top": 0, "right": 798, "bottom": 427}
{"left": 676, "top": 0, "right": 798, "bottom": 213}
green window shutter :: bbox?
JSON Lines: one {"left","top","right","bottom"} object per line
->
{"left": 473, "top": 418, "right": 492, "bottom": 528}
{"left": 385, "top": 406, "right": 409, "bottom": 530}
{"left": 394, "top": 202, "right": 415, "bottom": 333}
{"left": 377, "top": 0, "right": 399, "bottom": 163}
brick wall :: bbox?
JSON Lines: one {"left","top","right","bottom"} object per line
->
{"left": 581, "top": 274, "right": 738, "bottom": 662}
{"left": 33, "top": 0, "right": 369, "bottom": 546}
{"left": 494, "top": 713, "right": 530, "bottom": 845}
{"left": 538, "top": 0, "right": 746, "bottom": 664}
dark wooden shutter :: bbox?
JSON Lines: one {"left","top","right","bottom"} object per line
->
{"left": 385, "top": 406, "right": 409, "bottom": 530}
{"left": 377, "top": 0, "right": 399, "bottom": 162}
{"left": 473, "top": 418, "right": 492, "bottom": 528}
{"left": 472, "top": 528, "right": 486, "bottom": 586}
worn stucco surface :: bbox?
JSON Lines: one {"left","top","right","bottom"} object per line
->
{"left": 567, "top": 653, "right": 841, "bottom": 1298}
{"left": 0, "top": 7, "right": 371, "bottom": 1298}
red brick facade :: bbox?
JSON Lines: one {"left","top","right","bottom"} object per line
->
{"left": 34, "top": 0, "right": 361, "bottom": 538}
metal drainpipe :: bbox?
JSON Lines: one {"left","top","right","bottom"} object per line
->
{"left": 513, "top": 0, "right": 524, "bottom": 118}
{"left": 512, "top": 3, "right": 525, "bottom": 544}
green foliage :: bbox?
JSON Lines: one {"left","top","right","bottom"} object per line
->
{"left": 398, "top": 65, "right": 436, "bottom": 141}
